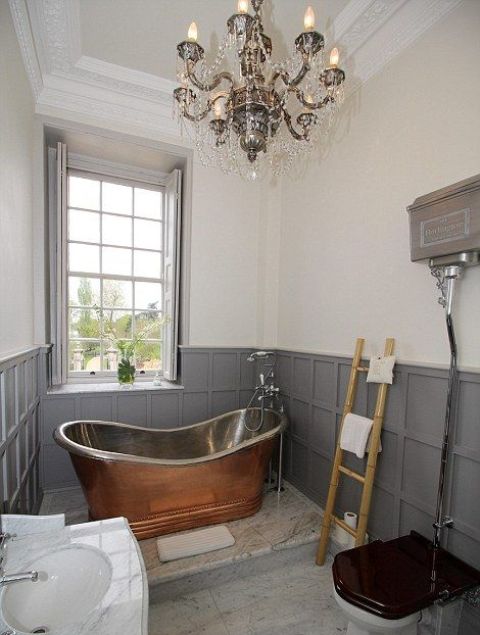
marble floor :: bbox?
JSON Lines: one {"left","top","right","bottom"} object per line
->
{"left": 40, "top": 483, "right": 347, "bottom": 634}
{"left": 148, "top": 554, "right": 347, "bottom": 635}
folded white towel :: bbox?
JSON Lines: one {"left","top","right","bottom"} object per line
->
{"left": 340, "top": 413, "right": 379, "bottom": 459}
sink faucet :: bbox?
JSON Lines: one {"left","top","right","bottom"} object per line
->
{"left": 0, "top": 532, "right": 38, "bottom": 587}
{"left": 0, "top": 532, "right": 14, "bottom": 568}
{"left": 0, "top": 571, "right": 38, "bottom": 587}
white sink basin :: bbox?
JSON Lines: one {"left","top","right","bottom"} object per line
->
{"left": 1, "top": 545, "right": 112, "bottom": 634}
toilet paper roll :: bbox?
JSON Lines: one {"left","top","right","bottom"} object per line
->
{"left": 333, "top": 512, "right": 365, "bottom": 549}
{"left": 344, "top": 511, "right": 357, "bottom": 530}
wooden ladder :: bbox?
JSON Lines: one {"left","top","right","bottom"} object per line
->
{"left": 316, "top": 337, "right": 395, "bottom": 566}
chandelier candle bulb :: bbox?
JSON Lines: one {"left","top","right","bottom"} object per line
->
{"left": 213, "top": 101, "right": 223, "bottom": 119}
{"left": 329, "top": 47, "right": 339, "bottom": 68}
{"left": 303, "top": 6, "right": 315, "bottom": 32}
{"left": 237, "top": 0, "right": 249, "bottom": 14}
{"left": 187, "top": 22, "right": 198, "bottom": 42}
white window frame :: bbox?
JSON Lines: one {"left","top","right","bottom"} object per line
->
{"left": 49, "top": 146, "right": 181, "bottom": 384}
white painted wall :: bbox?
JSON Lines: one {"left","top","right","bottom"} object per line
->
{"left": 188, "top": 164, "right": 263, "bottom": 346}
{"left": 0, "top": 3, "right": 35, "bottom": 356}
{"left": 276, "top": 2, "right": 480, "bottom": 368}
{"left": 6, "top": 0, "right": 480, "bottom": 364}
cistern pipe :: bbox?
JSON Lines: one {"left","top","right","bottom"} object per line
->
{"left": 431, "top": 265, "right": 463, "bottom": 551}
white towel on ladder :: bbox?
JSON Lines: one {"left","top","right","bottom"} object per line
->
{"left": 340, "top": 413, "right": 381, "bottom": 459}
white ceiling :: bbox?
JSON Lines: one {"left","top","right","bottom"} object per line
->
{"left": 79, "top": 0, "right": 351, "bottom": 80}
{"left": 10, "top": 0, "right": 463, "bottom": 143}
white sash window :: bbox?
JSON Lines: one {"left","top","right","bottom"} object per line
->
{"left": 48, "top": 143, "right": 181, "bottom": 383}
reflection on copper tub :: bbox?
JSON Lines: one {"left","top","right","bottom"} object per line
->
{"left": 54, "top": 408, "right": 288, "bottom": 539}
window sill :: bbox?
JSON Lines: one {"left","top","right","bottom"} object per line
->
{"left": 47, "top": 381, "right": 184, "bottom": 395}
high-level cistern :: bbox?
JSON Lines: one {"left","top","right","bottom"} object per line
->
{"left": 408, "top": 174, "right": 480, "bottom": 552}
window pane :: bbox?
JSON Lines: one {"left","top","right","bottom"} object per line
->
{"left": 134, "top": 219, "right": 162, "bottom": 250}
{"left": 102, "top": 309, "right": 132, "bottom": 340}
{"left": 102, "top": 279, "right": 132, "bottom": 308}
{"left": 69, "top": 308, "right": 100, "bottom": 339}
{"left": 68, "top": 277, "right": 100, "bottom": 307}
{"left": 69, "top": 209, "right": 100, "bottom": 243}
{"left": 102, "top": 214, "right": 132, "bottom": 247}
{"left": 103, "top": 347, "right": 119, "bottom": 372}
{"left": 69, "top": 341, "right": 101, "bottom": 372}
{"left": 135, "top": 341, "right": 161, "bottom": 371}
{"left": 102, "top": 247, "right": 132, "bottom": 276}
{"left": 69, "top": 176, "right": 100, "bottom": 210}
{"left": 134, "top": 250, "right": 161, "bottom": 279}
{"left": 135, "top": 281, "right": 162, "bottom": 310}
{"left": 102, "top": 182, "right": 132, "bottom": 215}
{"left": 134, "top": 311, "right": 162, "bottom": 339}
{"left": 134, "top": 188, "right": 162, "bottom": 220}
{"left": 69, "top": 243, "right": 100, "bottom": 273}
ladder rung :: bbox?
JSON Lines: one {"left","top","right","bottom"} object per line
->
{"left": 357, "top": 366, "right": 369, "bottom": 372}
{"left": 333, "top": 516, "right": 357, "bottom": 538}
{"left": 338, "top": 465, "right": 366, "bottom": 483}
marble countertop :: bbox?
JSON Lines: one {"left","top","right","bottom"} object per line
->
{"left": 1, "top": 517, "right": 148, "bottom": 635}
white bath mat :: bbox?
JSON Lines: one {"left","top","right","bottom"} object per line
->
{"left": 157, "top": 525, "right": 235, "bottom": 562}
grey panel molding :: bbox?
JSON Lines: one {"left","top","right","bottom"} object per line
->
{"left": 38, "top": 345, "right": 480, "bottom": 571}
{"left": 277, "top": 349, "right": 480, "bottom": 571}
{"left": 0, "top": 346, "right": 48, "bottom": 514}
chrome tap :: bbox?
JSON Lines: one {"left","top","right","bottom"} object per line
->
{"left": 0, "top": 571, "right": 38, "bottom": 587}
{"left": 0, "top": 533, "right": 15, "bottom": 571}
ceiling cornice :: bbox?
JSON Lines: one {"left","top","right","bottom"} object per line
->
{"left": 9, "top": 0, "right": 462, "bottom": 141}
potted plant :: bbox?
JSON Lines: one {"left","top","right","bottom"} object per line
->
{"left": 116, "top": 340, "right": 137, "bottom": 387}
{"left": 98, "top": 308, "right": 165, "bottom": 387}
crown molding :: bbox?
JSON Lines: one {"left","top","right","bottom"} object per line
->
{"left": 10, "top": 0, "right": 463, "bottom": 138}
{"left": 8, "top": 0, "right": 43, "bottom": 98}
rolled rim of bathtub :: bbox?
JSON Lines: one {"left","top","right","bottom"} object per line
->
{"left": 53, "top": 407, "right": 288, "bottom": 466}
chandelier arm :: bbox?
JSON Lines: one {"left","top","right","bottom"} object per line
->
{"left": 271, "top": 62, "right": 310, "bottom": 89}
{"left": 291, "top": 89, "right": 333, "bottom": 110}
{"left": 282, "top": 108, "right": 309, "bottom": 142}
{"left": 180, "top": 102, "right": 212, "bottom": 123}
{"left": 186, "top": 65, "right": 234, "bottom": 93}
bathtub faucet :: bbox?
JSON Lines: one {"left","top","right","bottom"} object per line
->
{"left": 247, "top": 351, "right": 275, "bottom": 363}
{"left": 244, "top": 350, "right": 283, "bottom": 433}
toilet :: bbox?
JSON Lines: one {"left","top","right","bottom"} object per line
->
{"left": 332, "top": 531, "right": 480, "bottom": 635}
{"left": 334, "top": 587, "right": 420, "bottom": 635}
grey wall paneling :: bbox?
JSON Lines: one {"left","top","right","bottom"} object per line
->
{"left": 0, "top": 346, "right": 48, "bottom": 514}
{"left": 277, "top": 349, "right": 480, "bottom": 571}
{"left": 37, "top": 345, "right": 480, "bottom": 571}
{"left": 40, "top": 347, "right": 257, "bottom": 490}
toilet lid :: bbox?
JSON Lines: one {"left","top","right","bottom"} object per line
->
{"left": 332, "top": 531, "right": 480, "bottom": 620}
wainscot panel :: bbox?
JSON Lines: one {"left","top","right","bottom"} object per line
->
{"left": 37, "top": 345, "right": 480, "bottom": 572}
{"left": 278, "top": 349, "right": 480, "bottom": 572}
{"left": 0, "top": 346, "right": 48, "bottom": 513}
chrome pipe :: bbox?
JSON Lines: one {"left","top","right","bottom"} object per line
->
{"left": 432, "top": 266, "right": 463, "bottom": 552}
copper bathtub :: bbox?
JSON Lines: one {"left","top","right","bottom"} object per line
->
{"left": 54, "top": 408, "right": 287, "bottom": 539}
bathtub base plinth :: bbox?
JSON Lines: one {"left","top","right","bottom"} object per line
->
{"left": 124, "top": 492, "right": 263, "bottom": 540}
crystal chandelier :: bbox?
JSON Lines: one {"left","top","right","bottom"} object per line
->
{"left": 173, "top": 0, "right": 345, "bottom": 179}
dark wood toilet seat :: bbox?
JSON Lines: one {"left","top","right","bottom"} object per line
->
{"left": 333, "top": 531, "right": 480, "bottom": 620}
